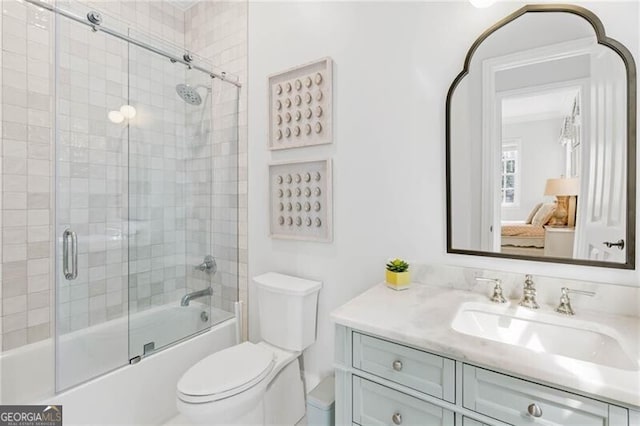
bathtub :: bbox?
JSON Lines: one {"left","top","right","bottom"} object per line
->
{"left": 1, "top": 304, "right": 237, "bottom": 425}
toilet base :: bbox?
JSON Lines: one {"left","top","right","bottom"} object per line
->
{"left": 264, "top": 357, "right": 305, "bottom": 425}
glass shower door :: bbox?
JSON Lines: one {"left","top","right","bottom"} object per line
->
{"left": 127, "top": 39, "right": 215, "bottom": 359}
{"left": 55, "top": 5, "right": 130, "bottom": 391}
{"left": 55, "top": 2, "right": 217, "bottom": 390}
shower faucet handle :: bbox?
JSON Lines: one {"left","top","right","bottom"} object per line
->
{"left": 195, "top": 255, "right": 217, "bottom": 274}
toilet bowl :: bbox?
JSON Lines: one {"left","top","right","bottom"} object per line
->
{"left": 176, "top": 273, "right": 322, "bottom": 425}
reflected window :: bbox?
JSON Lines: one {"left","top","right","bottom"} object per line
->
{"left": 501, "top": 141, "right": 520, "bottom": 206}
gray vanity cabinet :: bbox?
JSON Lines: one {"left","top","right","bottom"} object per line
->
{"left": 352, "top": 376, "right": 455, "bottom": 425}
{"left": 352, "top": 332, "right": 455, "bottom": 402}
{"left": 463, "top": 365, "right": 611, "bottom": 425}
{"left": 461, "top": 418, "right": 488, "bottom": 426}
{"left": 335, "top": 325, "right": 634, "bottom": 426}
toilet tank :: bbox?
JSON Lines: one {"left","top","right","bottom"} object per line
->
{"left": 254, "top": 273, "right": 322, "bottom": 352}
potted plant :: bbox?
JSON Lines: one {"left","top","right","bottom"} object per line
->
{"left": 385, "top": 258, "right": 411, "bottom": 290}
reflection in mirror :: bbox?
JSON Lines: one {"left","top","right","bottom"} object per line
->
{"left": 447, "top": 6, "right": 636, "bottom": 269}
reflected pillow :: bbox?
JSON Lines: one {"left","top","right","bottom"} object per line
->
{"left": 531, "top": 203, "right": 556, "bottom": 227}
{"left": 525, "top": 203, "right": 543, "bottom": 224}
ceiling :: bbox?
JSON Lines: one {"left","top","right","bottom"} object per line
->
{"left": 502, "top": 87, "right": 580, "bottom": 124}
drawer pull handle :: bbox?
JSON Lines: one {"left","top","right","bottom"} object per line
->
{"left": 527, "top": 403, "right": 543, "bottom": 418}
{"left": 392, "top": 360, "right": 403, "bottom": 371}
{"left": 392, "top": 412, "right": 402, "bottom": 425}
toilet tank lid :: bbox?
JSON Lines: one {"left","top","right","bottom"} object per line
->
{"left": 254, "top": 272, "right": 322, "bottom": 296}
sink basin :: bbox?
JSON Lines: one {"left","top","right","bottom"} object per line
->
{"left": 451, "top": 302, "right": 638, "bottom": 371}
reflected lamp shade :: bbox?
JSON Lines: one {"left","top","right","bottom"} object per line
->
{"left": 544, "top": 177, "right": 580, "bottom": 196}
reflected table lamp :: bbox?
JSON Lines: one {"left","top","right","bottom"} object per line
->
{"left": 544, "top": 177, "right": 580, "bottom": 227}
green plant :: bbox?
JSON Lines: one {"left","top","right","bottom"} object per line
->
{"left": 386, "top": 258, "right": 409, "bottom": 273}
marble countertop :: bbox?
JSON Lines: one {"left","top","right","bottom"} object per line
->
{"left": 331, "top": 283, "right": 640, "bottom": 408}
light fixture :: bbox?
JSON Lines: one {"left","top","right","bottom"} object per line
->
{"left": 119, "top": 104, "right": 137, "bottom": 119}
{"left": 544, "top": 177, "right": 580, "bottom": 227}
{"left": 108, "top": 110, "right": 124, "bottom": 124}
{"left": 470, "top": 0, "right": 496, "bottom": 8}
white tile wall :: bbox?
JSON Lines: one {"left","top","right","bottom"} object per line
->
{"left": 185, "top": 0, "right": 247, "bottom": 339}
{"left": 1, "top": 0, "right": 54, "bottom": 350}
{"left": 55, "top": 14, "right": 130, "bottom": 334}
{"left": 0, "top": 0, "right": 244, "bottom": 353}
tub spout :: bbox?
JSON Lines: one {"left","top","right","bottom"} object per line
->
{"left": 180, "top": 287, "right": 213, "bottom": 307}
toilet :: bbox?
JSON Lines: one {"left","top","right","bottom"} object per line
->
{"left": 176, "top": 272, "right": 322, "bottom": 425}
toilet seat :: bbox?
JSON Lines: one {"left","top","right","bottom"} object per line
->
{"left": 177, "top": 342, "right": 275, "bottom": 403}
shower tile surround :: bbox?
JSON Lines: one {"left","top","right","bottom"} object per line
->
{"left": 0, "top": 0, "right": 247, "bottom": 354}
{"left": 185, "top": 0, "right": 248, "bottom": 338}
{"left": 1, "top": 0, "right": 58, "bottom": 352}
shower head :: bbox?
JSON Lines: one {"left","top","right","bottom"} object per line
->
{"left": 176, "top": 84, "right": 203, "bottom": 106}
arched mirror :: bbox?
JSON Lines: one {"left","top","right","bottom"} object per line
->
{"left": 446, "top": 5, "right": 636, "bottom": 269}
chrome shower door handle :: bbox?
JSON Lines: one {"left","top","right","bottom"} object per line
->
{"left": 63, "top": 229, "right": 78, "bottom": 280}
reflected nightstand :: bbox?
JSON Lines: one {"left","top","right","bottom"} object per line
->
{"left": 544, "top": 226, "right": 575, "bottom": 258}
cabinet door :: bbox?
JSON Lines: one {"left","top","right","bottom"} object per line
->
{"left": 352, "top": 376, "right": 455, "bottom": 426}
{"left": 463, "top": 365, "right": 609, "bottom": 426}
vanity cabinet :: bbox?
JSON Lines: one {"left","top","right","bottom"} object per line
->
{"left": 461, "top": 418, "right": 488, "bottom": 426}
{"left": 352, "top": 332, "right": 455, "bottom": 402}
{"left": 463, "top": 365, "right": 611, "bottom": 425}
{"left": 352, "top": 376, "right": 455, "bottom": 425}
{"left": 336, "top": 326, "right": 633, "bottom": 426}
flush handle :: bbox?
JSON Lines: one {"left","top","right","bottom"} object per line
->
{"left": 392, "top": 412, "right": 402, "bottom": 425}
{"left": 392, "top": 360, "right": 403, "bottom": 371}
{"left": 527, "top": 403, "right": 543, "bottom": 418}
{"left": 603, "top": 239, "right": 625, "bottom": 250}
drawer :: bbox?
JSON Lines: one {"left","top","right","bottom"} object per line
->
{"left": 352, "top": 332, "right": 455, "bottom": 402}
{"left": 352, "top": 376, "right": 455, "bottom": 426}
{"left": 463, "top": 365, "right": 610, "bottom": 425}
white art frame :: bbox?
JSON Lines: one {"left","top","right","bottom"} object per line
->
{"left": 267, "top": 57, "right": 333, "bottom": 150}
{"left": 268, "top": 158, "right": 333, "bottom": 242}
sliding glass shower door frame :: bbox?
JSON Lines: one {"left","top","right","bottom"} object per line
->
{"left": 49, "top": 0, "right": 240, "bottom": 392}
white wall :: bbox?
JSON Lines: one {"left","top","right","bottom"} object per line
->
{"left": 247, "top": 1, "right": 640, "bottom": 387}
{"left": 501, "top": 117, "right": 565, "bottom": 221}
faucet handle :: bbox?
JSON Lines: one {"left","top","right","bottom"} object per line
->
{"left": 195, "top": 255, "right": 217, "bottom": 274}
{"left": 519, "top": 274, "right": 540, "bottom": 309}
{"left": 475, "top": 277, "right": 507, "bottom": 303}
{"left": 555, "top": 287, "right": 596, "bottom": 316}
{"left": 523, "top": 274, "right": 534, "bottom": 288}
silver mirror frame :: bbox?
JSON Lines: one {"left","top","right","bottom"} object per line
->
{"left": 445, "top": 4, "right": 636, "bottom": 269}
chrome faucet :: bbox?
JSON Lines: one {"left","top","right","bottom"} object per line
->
{"left": 519, "top": 275, "right": 539, "bottom": 309}
{"left": 555, "top": 287, "right": 595, "bottom": 315}
{"left": 475, "top": 277, "right": 507, "bottom": 303}
{"left": 180, "top": 287, "right": 213, "bottom": 307}
{"left": 195, "top": 255, "right": 217, "bottom": 274}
